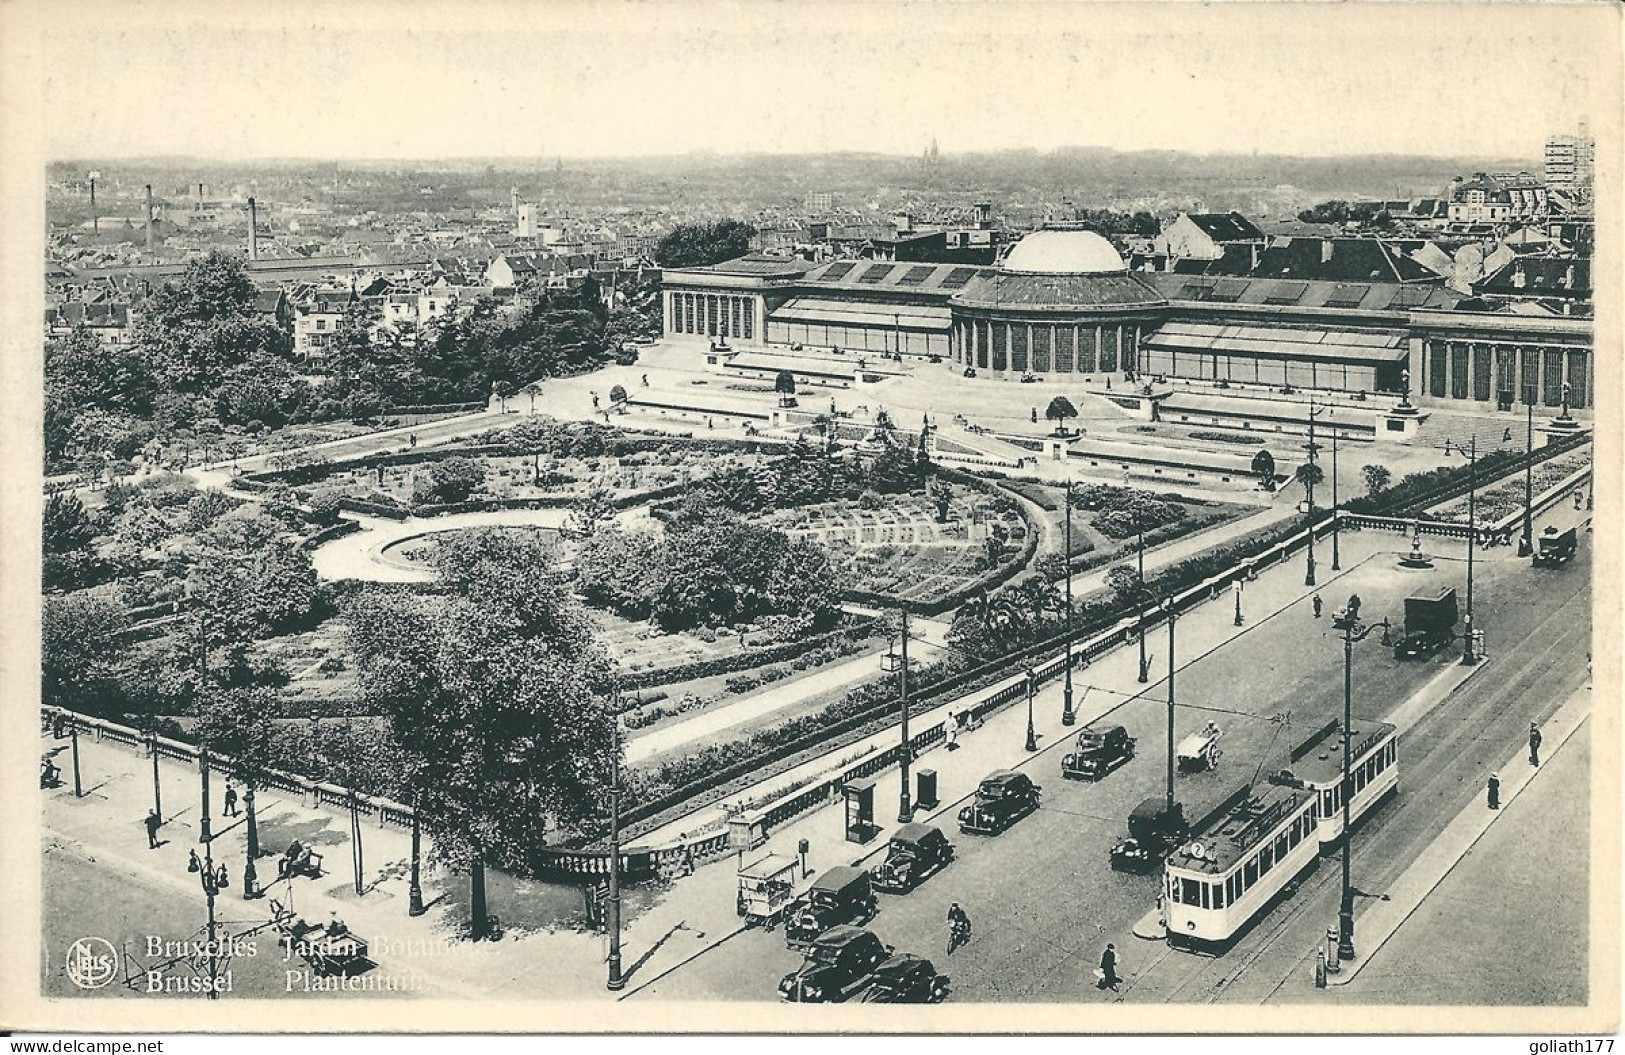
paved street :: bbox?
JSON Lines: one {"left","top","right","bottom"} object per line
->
{"left": 630, "top": 514, "right": 1591, "bottom": 1003}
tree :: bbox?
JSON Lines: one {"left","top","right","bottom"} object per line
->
{"left": 1105, "top": 564, "right": 1148, "bottom": 608}
{"left": 1362, "top": 464, "right": 1392, "bottom": 496}
{"left": 774, "top": 371, "right": 797, "bottom": 399}
{"left": 928, "top": 479, "right": 953, "bottom": 523}
{"left": 42, "top": 494, "right": 102, "bottom": 591}
{"left": 1251, "top": 449, "right": 1276, "bottom": 489}
{"left": 345, "top": 531, "right": 618, "bottom": 940}
{"left": 608, "top": 384, "right": 628, "bottom": 405}
{"left": 415, "top": 456, "right": 487, "bottom": 505}
{"left": 1045, "top": 396, "right": 1079, "bottom": 434}
{"left": 132, "top": 250, "right": 292, "bottom": 395}
{"left": 41, "top": 591, "right": 127, "bottom": 709}
{"left": 1295, "top": 462, "right": 1325, "bottom": 492}
{"left": 567, "top": 486, "right": 618, "bottom": 539}
{"left": 190, "top": 519, "right": 326, "bottom": 640}
{"left": 654, "top": 220, "right": 758, "bottom": 269}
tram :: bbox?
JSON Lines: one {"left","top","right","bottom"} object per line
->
{"left": 1269, "top": 719, "right": 1399, "bottom": 848}
{"left": 1163, "top": 784, "right": 1319, "bottom": 951}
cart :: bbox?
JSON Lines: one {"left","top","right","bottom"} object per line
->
{"left": 737, "top": 852, "right": 799, "bottom": 929}
{"left": 1176, "top": 723, "right": 1223, "bottom": 773}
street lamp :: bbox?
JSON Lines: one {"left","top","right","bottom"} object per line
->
{"left": 897, "top": 604, "right": 914, "bottom": 824}
{"left": 198, "top": 749, "right": 221, "bottom": 1001}
{"left": 148, "top": 727, "right": 163, "bottom": 821}
{"left": 69, "top": 716, "right": 83, "bottom": 798}
{"left": 1024, "top": 668, "right": 1038, "bottom": 752}
{"left": 1330, "top": 412, "right": 1341, "bottom": 572}
{"left": 1334, "top": 602, "right": 1384, "bottom": 961}
{"left": 1136, "top": 521, "right": 1150, "bottom": 683}
{"left": 1305, "top": 401, "right": 1322, "bottom": 587}
{"left": 408, "top": 791, "right": 426, "bottom": 916}
{"left": 1163, "top": 597, "right": 1177, "bottom": 817}
{"left": 1062, "top": 480, "right": 1077, "bottom": 726}
{"left": 242, "top": 780, "right": 259, "bottom": 900}
{"left": 1233, "top": 578, "right": 1244, "bottom": 628}
{"left": 607, "top": 706, "right": 625, "bottom": 991}
{"left": 1462, "top": 436, "right": 1479, "bottom": 666}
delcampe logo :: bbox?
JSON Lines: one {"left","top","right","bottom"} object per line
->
{"left": 65, "top": 936, "right": 119, "bottom": 990}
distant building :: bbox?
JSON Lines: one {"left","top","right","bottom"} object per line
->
{"left": 1154, "top": 213, "right": 1267, "bottom": 270}
{"left": 804, "top": 192, "right": 835, "bottom": 215}
{"left": 293, "top": 290, "right": 357, "bottom": 362}
{"left": 1544, "top": 124, "right": 1595, "bottom": 190}
{"left": 1446, "top": 172, "right": 1547, "bottom": 224}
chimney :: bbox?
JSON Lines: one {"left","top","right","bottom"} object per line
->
{"left": 144, "top": 184, "right": 154, "bottom": 248}
{"left": 197, "top": 183, "right": 205, "bottom": 210}
{"left": 248, "top": 197, "right": 259, "bottom": 261}
{"left": 88, "top": 173, "right": 98, "bottom": 234}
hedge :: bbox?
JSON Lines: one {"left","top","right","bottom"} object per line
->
{"left": 619, "top": 618, "right": 878, "bottom": 691}
{"left": 300, "top": 520, "right": 363, "bottom": 551}
{"left": 1346, "top": 432, "right": 1588, "bottom": 518}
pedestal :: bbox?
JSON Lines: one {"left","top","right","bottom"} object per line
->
{"left": 1537, "top": 414, "right": 1590, "bottom": 448}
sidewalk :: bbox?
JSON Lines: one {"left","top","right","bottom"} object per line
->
{"left": 1329, "top": 685, "right": 1592, "bottom": 987}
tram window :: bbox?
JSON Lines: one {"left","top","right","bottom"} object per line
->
{"left": 1275, "top": 833, "right": 1289, "bottom": 859}
{"left": 1260, "top": 844, "right": 1273, "bottom": 873}
{"left": 1321, "top": 790, "right": 1333, "bottom": 815}
{"left": 1225, "top": 874, "right": 1237, "bottom": 903}
{"left": 1199, "top": 883, "right": 1210, "bottom": 910}
{"left": 1288, "top": 823, "right": 1300, "bottom": 849}
{"left": 1244, "top": 859, "right": 1258, "bottom": 888}
{"left": 1212, "top": 882, "right": 1224, "bottom": 909}
{"left": 1367, "top": 758, "right": 1377, "bottom": 782}
{"left": 1181, "top": 878, "right": 1202, "bottom": 906}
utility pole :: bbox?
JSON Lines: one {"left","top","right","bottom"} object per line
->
{"left": 149, "top": 728, "right": 163, "bottom": 821}
{"left": 606, "top": 706, "right": 625, "bottom": 991}
{"left": 1338, "top": 611, "right": 1381, "bottom": 960}
{"left": 408, "top": 790, "right": 426, "bottom": 917}
{"left": 897, "top": 604, "right": 913, "bottom": 823}
{"left": 1462, "top": 435, "right": 1478, "bottom": 665}
{"left": 242, "top": 779, "right": 259, "bottom": 900}
{"left": 1062, "top": 480, "right": 1076, "bottom": 725}
{"left": 1024, "top": 668, "right": 1038, "bottom": 752}
{"left": 200, "top": 748, "right": 219, "bottom": 1000}
{"left": 1330, "top": 414, "right": 1341, "bottom": 571}
{"left": 1519, "top": 389, "right": 1535, "bottom": 556}
{"left": 1305, "top": 400, "right": 1319, "bottom": 586}
{"left": 1164, "top": 598, "right": 1176, "bottom": 817}
{"left": 349, "top": 788, "right": 365, "bottom": 896}
{"left": 70, "top": 718, "right": 83, "bottom": 798}
{"left": 1136, "top": 522, "right": 1150, "bottom": 683}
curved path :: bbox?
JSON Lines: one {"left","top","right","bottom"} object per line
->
{"left": 311, "top": 507, "right": 594, "bottom": 583}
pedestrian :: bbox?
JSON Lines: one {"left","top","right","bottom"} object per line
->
{"left": 945, "top": 721, "right": 958, "bottom": 751}
{"left": 223, "top": 783, "right": 239, "bottom": 818}
{"left": 1529, "top": 722, "right": 1542, "bottom": 767}
{"left": 1106, "top": 377, "right": 1112, "bottom": 391}
{"left": 1098, "top": 943, "right": 1122, "bottom": 992}
{"left": 409, "top": 432, "right": 417, "bottom": 448}
{"left": 144, "top": 809, "right": 162, "bottom": 849}
{"left": 1502, "top": 427, "right": 1513, "bottom": 443}
{"left": 1487, "top": 772, "right": 1500, "bottom": 810}
{"left": 641, "top": 373, "right": 649, "bottom": 387}
{"left": 1312, "top": 594, "right": 1323, "bottom": 619}
{"left": 591, "top": 392, "right": 600, "bottom": 409}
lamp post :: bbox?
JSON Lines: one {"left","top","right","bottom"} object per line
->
{"left": 1330, "top": 413, "right": 1341, "bottom": 572}
{"left": 1163, "top": 598, "right": 1177, "bottom": 817}
{"left": 1519, "top": 384, "right": 1535, "bottom": 556}
{"left": 1462, "top": 436, "right": 1478, "bottom": 666}
{"left": 242, "top": 782, "right": 259, "bottom": 900}
{"left": 1136, "top": 522, "right": 1150, "bottom": 683}
{"left": 1024, "top": 668, "right": 1038, "bottom": 752}
{"left": 148, "top": 728, "right": 163, "bottom": 821}
{"left": 607, "top": 707, "right": 625, "bottom": 991}
{"left": 897, "top": 604, "right": 913, "bottom": 824}
{"left": 1062, "top": 480, "right": 1076, "bottom": 726}
{"left": 408, "top": 791, "right": 426, "bottom": 917}
{"left": 69, "top": 717, "right": 83, "bottom": 798}
{"left": 1233, "top": 578, "right": 1244, "bottom": 627}
{"left": 1305, "top": 401, "right": 1321, "bottom": 587}
{"left": 199, "top": 748, "right": 220, "bottom": 1001}
{"left": 1336, "top": 608, "right": 1383, "bottom": 960}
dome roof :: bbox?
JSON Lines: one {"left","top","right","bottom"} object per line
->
{"left": 1001, "top": 228, "right": 1127, "bottom": 275}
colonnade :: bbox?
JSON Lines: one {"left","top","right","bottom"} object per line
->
{"left": 1423, "top": 338, "right": 1591, "bottom": 409}
{"left": 951, "top": 316, "right": 1144, "bottom": 376}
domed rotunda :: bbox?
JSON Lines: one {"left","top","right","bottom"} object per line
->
{"left": 949, "top": 226, "right": 1166, "bottom": 378}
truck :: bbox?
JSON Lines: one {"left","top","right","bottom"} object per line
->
{"left": 1533, "top": 525, "right": 1578, "bottom": 568}
{"left": 1394, "top": 586, "right": 1458, "bottom": 660}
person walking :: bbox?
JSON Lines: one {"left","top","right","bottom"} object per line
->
{"left": 144, "top": 809, "right": 163, "bottom": 849}
{"left": 1312, "top": 594, "right": 1323, "bottom": 619}
{"left": 947, "top": 902, "right": 970, "bottom": 954}
{"left": 1098, "top": 943, "right": 1122, "bottom": 992}
{"left": 223, "top": 783, "right": 239, "bottom": 818}
{"left": 1487, "top": 772, "right": 1501, "bottom": 810}
{"left": 945, "top": 721, "right": 958, "bottom": 752}
{"left": 1529, "top": 722, "right": 1543, "bottom": 767}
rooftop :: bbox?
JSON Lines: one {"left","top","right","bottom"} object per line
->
{"left": 1001, "top": 228, "right": 1127, "bottom": 275}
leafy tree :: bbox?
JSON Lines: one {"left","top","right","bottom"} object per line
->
{"left": 415, "top": 456, "right": 486, "bottom": 505}
{"left": 774, "top": 371, "right": 797, "bottom": 397}
{"left": 1251, "top": 449, "right": 1276, "bottom": 488}
{"left": 345, "top": 531, "right": 618, "bottom": 939}
{"left": 42, "top": 494, "right": 102, "bottom": 591}
{"left": 132, "top": 250, "right": 292, "bottom": 395}
{"left": 608, "top": 384, "right": 628, "bottom": 405}
{"left": 41, "top": 591, "right": 127, "bottom": 709}
{"left": 654, "top": 220, "right": 758, "bottom": 268}
{"left": 1362, "top": 464, "right": 1392, "bottom": 496}
{"left": 1105, "top": 564, "right": 1149, "bottom": 608}
{"left": 567, "top": 486, "right": 618, "bottom": 539}
{"left": 1045, "top": 396, "right": 1079, "bottom": 433}
{"left": 929, "top": 479, "right": 953, "bottom": 523}
{"left": 190, "top": 516, "right": 326, "bottom": 640}
{"left": 1295, "top": 462, "right": 1325, "bottom": 492}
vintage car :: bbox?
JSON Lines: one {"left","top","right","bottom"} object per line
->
{"left": 784, "top": 865, "right": 879, "bottom": 949}
{"left": 860, "top": 953, "right": 951, "bottom": 1003}
{"left": 1061, "top": 724, "right": 1136, "bottom": 781}
{"left": 1110, "top": 797, "right": 1188, "bottom": 873}
{"left": 869, "top": 823, "right": 955, "bottom": 894}
{"left": 736, "top": 852, "right": 799, "bottom": 929}
{"left": 957, "top": 769, "right": 1042, "bottom": 835}
{"left": 778, "top": 925, "right": 892, "bottom": 1003}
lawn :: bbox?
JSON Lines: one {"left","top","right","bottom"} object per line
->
{"left": 1431, "top": 450, "right": 1592, "bottom": 525}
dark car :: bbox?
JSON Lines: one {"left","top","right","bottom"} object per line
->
{"left": 860, "top": 953, "right": 951, "bottom": 1003}
{"left": 784, "top": 865, "right": 879, "bottom": 948}
{"left": 778, "top": 925, "right": 892, "bottom": 1003}
{"left": 870, "top": 823, "right": 955, "bottom": 894}
{"left": 1110, "top": 797, "right": 1188, "bottom": 873}
{"left": 1061, "top": 724, "right": 1136, "bottom": 781}
{"left": 958, "top": 770, "right": 1041, "bottom": 835}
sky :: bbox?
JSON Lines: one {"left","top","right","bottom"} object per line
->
{"left": 11, "top": 1, "right": 1622, "bottom": 163}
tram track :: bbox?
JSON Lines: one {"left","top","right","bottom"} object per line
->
{"left": 1126, "top": 575, "right": 1591, "bottom": 1005}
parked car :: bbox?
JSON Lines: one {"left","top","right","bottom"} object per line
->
{"left": 958, "top": 769, "right": 1041, "bottom": 835}
{"left": 860, "top": 953, "right": 951, "bottom": 1003}
{"left": 778, "top": 925, "right": 892, "bottom": 1003}
{"left": 784, "top": 866, "right": 879, "bottom": 948}
{"left": 1110, "top": 797, "right": 1188, "bottom": 873}
{"left": 870, "top": 823, "right": 955, "bottom": 894}
{"left": 1061, "top": 724, "right": 1136, "bottom": 781}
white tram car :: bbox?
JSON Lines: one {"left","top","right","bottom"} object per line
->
{"left": 1270, "top": 720, "right": 1399, "bottom": 848}
{"left": 1164, "top": 784, "right": 1319, "bottom": 950}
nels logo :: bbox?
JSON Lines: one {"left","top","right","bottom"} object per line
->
{"left": 66, "top": 937, "right": 119, "bottom": 990}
